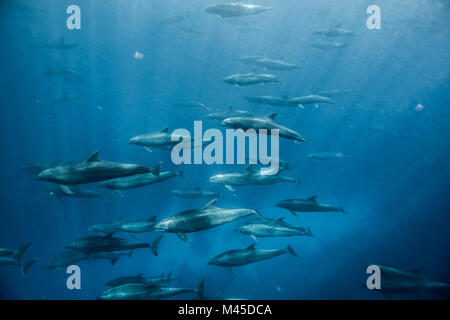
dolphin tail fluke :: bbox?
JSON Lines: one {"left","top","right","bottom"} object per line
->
{"left": 286, "top": 245, "right": 298, "bottom": 257}
{"left": 177, "top": 170, "right": 184, "bottom": 177}
{"left": 21, "top": 259, "right": 38, "bottom": 277}
{"left": 16, "top": 242, "right": 32, "bottom": 261}
{"left": 339, "top": 207, "right": 347, "bottom": 214}
{"left": 150, "top": 235, "right": 163, "bottom": 256}
{"left": 144, "top": 147, "right": 153, "bottom": 153}
{"left": 289, "top": 210, "right": 298, "bottom": 217}
{"left": 195, "top": 279, "right": 206, "bottom": 299}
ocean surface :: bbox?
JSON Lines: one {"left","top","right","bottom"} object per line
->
{"left": 0, "top": 0, "right": 449, "bottom": 300}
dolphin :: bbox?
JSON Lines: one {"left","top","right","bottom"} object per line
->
{"left": 45, "top": 185, "right": 103, "bottom": 199}
{"left": 205, "top": 3, "right": 272, "bottom": 18}
{"left": 244, "top": 95, "right": 303, "bottom": 108}
{"left": 38, "top": 37, "right": 79, "bottom": 49}
{"left": 238, "top": 55, "right": 264, "bottom": 64}
{"left": 313, "top": 27, "right": 355, "bottom": 38}
{"left": 314, "top": 89, "right": 355, "bottom": 97}
{"left": 170, "top": 187, "right": 223, "bottom": 199}
{"left": 307, "top": 152, "right": 344, "bottom": 161}
{"left": 236, "top": 217, "right": 313, "bottom": 241}
{"left": 97, "top": 164, "right": 182, "bottom": 191}
{"left": 119, "top": 217, "right": 158, "bottom": 234}
{"left": 276, "top": 195, "right": 346, "bottom": 216}
{"left": 175, "top": 101, "right": 211, "bottom": 111}
{"left": 309, "top": 41, "right": 348, "bottom": 49}
{"left": 66, "top": 233, "right": 163, "bottom": 256}
{"left": 208, "top": 243, "right": 297, "bottom": 274}
{"left": 106, "top": 272, "right": 180, "bottom": 288}
{"left": 42, "top": 64, "right": 78, "bottom": 77}
{"left": 251, "top": 58, "right": 300, "bottom": 71}
{"left": 41, "top": 250, "right": 132, "bottom": 271}
{"left": 98, "top": 279, "right": 205, "bottom": 300}
{"left": 128, "top": 127, "right": 210, "bottom": 153}
{"left": 0, "top": 243, "right": 38, "bottom": 277}
{"left": 221, "top": 113, "right": 308, "bottom": 142}
{"left": 224, "top": 72, "right": 281, "bottom": 86}
{"left": 41, "top": 250, "right": 88, "bottom": 271}
{"left": 153, "top": 199, "right": 262, "bottom": 241}
{"left": 24, "top": 162, "right": 62, "bottom": 175}
{"left": 209, "top": 165, "right": 298, "bottom": 192}
{"left": 36, "top": 151, "right": 152, "bottom": 187}
{"left": 207, "top": 106, "right": 253, "bottom": 120}
{"left": 372, "top": 265, "right": 450, "bottom": 298}
{"left": 288, "top": 95, "right": 334, "bottom": 107}
{"left": 88, "top": 217, "right": 126, "bottom": 235}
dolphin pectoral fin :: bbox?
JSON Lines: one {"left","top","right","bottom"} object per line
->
{"left": 176, "top": 233, "right": 190, "bottom": 242}
{"left": 251, "top": 235, "right": 258, "bottom": 242}
{"left": 298, "top": 104, "right": 305, "bottom": 109}
{"left": 226, "top": 267, "right": 237, "bottom": 275}
{"left": 60, "top": 185, "right": 74, "bottom": 195}
{"left": 150, "top": 235, "right": 164, "bottom": 256}
{"left": 289, "top": 210, "right": 298, "bottom": 217}
{"left": 110, "top": 257, "right": 119, "bottom": 266}
{"left": 225, "top": 185, "right": 235, "bottom": 193}
{"left": 144, "top": 147, "right": 153, "bottom": 153}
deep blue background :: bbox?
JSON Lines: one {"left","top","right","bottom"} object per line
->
{"left": 0, "top": 0, "right": 449, "bottom": 299}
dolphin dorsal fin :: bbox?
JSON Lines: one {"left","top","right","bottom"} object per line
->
{"left": 307, "top": 195, "right": 318, "bottom": 202}
{"left": 202, "top": 199, "right": 217, "bottom": 210}
{"left": 86, "top": 151, "right": 100, "bottom": 162}
{"left": 266, "top": 113, "right": 278, "bottom": 120}
{"left": 148, "top": 216, "right": 157, "bottom": 222}
{"left": 410, "top": 268, "right": 422, "bottom": 275}
{"left": 104, "top": 232, "right": 114, "bottom": 238}
{"left": 276, "top": 217, "right": 285, "bottom": 223}
{"left": 244, "top": 165, "right": 254, "bottom": 172}
{"left": 246, "top": 243, "right": 256, "bottom": 250}
{"left": 161, "top": 127, "right": 169, "bottom": 133}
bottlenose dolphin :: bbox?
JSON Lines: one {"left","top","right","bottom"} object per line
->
{"left": 205, "top": 2, "right": 272, "bottom": 18}
{"left": 176, "top": 101, "right": 211, "bottom": 111}
{"left": 207, "top": 106, "right": 253, "bottom": 120}
{"left": 276, "top": 195, "right": 346, "bottom": 216}
{"left": 45, "top": 185, "right": 103, "bottom": 199}
{"left": 288, "top": 95, "right": 334, "bottom": 108}
{"left": 372, "top": 265, "right": 450, "bottom": 298}
{"left": 106, "top": 272, "right": 180, "bottom": 288}
{"left": 88, "top": 217, "right": 125, "bottom": 235}
{"left": 129, "top": 127, "right": 211, "bottom": 153}
{"left": 66, "top": 234, "right": 163, "bottom": 256}
{"left": 98, "top": 164, "right": 182, "bottom": 192}
{"left": 89, "top": 216, "right": 157, "bottom": 235}
{"left": 313, "top": 27, "right": 355, "bottom": 38}
{"left": 36, "top": 151, "right": 152, "bottom": 187}
{"left": 248, "top": 58, "right": 300, "bottom": 71}
{"left": 307, "top": 152, "right": 344, "bottom": 161}
{"left": 244, "top": 95, "right": 303, "bottom": 108}
{"left": 98, "top": 279, "right": 205, "bottom": 300}
{"left": 38, "top": 37, "right": 79, "bottom": 49}
{"left": 221, "top": 113, "right": 308, "bottom": 142}
{"left": 208, "top": 243, "right": 297, "bottom": 274}
{"left": 209, "top": 165, "right": 298, "bottom": 192}
{"left": 41, "top": 249, "right": 133, "bottom": 271}
{"left": 224, "top": 72, "right": 281, "bottom": 86}
{"left": 236, "top": 218, "right": 313, "bottom": 241}
{"left": 153, "top": 199, "right": 262, "bottom": 241}
{"left": 309, "top": 41, "right": 348, "bottom": 49}
{"left": 170, "top": 187, "right": 223, "bottom": 199}
{"left": 0, "top": 243, "right": 37, "bottom": 277}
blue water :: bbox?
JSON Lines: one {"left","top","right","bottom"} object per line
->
{"left": 1, "top": 0, "right": 449, "bottom": 300}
